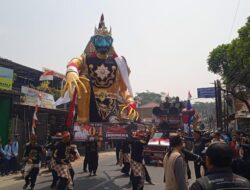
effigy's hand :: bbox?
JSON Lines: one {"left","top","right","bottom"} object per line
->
{"left": 120, "top": 102, "right": 139, "bottom": 121}
{"left": 62, "top": 72, "right": 89, "bottom": 98}
{"left": 128, "top": 107, "right": 139, "bottom": 121}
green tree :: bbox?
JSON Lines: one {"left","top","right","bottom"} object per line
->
{"left": 208, "top": 44, "right": 230, "bottom": 75}
{"left": 135, "top": 91, "right": 162, "bottom": 106}
{"left": 207, "top": 16, "right": 250, "bottom": 111}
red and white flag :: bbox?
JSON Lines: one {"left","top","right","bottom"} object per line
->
{"left": 39, "top": 70, "right": 54, "bottom": 81}
{"left": 31, "top": 93, "right": 42, "bottom": 134}
{"left": 188, "top": 91, "right": 192, "bottom": 100}
{"left": 32, "top": 105, "right": 38, "bottom": 129}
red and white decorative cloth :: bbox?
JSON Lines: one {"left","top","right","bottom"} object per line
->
{"left": 39, "top": 70, "right": 54, "bottom": 81}
{"left": 54, "top": 164, "right": 72, "bottom": 181}
{"left": 130, "top": 159, "right": 145, "bottom": 189}
{"left": 119, "top": 152, "right": 130, "bottom": 165}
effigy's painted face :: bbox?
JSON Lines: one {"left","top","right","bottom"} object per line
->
{"left": 91, "top": 35, "right": 113, "bottom": 55}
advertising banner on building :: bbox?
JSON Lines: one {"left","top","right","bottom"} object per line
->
{"left": 20, "top": 86, "right": 55, "bottom": 109}
{"left": 74, "top": 122, "right": 104, "bottom": 141}
{"left": 0, "top": 67, "right": 13, "bottom": 90}
{"left": 73, "top": 122, "right": 138, "bottom": 141}
{"left": 105, "top": 124, "right": 130, "bottom": 140}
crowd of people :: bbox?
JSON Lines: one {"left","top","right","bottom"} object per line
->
{"left": 1, "top": 127, "right": 250, "bottom": 190}
{"left": 21, "top": 131, "right": 82, "bottom": 190}
{"left": 163, "top": 129, "right": 250, "bottom": 190}
{"left": 0, "top": 135, "right": 19, "bottom": 176}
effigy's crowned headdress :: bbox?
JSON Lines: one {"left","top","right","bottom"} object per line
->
{"left": 94, "top": 14, "right": 112, "bottom": 36}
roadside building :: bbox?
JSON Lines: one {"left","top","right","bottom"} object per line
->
{"left": 226, "top": 91, "right": 250, "bottom": 134}
{"left": 137, "top": 102, "right": 159, "bottom": 123}
{"left": 0, "top": 57, "right": 67, "bottom": 156}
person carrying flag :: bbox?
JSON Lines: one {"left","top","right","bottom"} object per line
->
{"left": 22, "top": 134, "right": 43, "bottom": 190}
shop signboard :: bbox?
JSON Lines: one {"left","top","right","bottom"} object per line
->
{"left": 0, "top": 67, "right": 13, "bottom": 90}
{"left": 20, "top": 86, "right": 55, "bottom": 109}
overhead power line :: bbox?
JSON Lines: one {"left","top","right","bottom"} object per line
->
{"left": 228, "top": 0, "right": 241, "bottom": 42}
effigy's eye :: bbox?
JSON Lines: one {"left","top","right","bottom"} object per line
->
{"left": 105, "top": 36, "right": 113, "bottom": 45}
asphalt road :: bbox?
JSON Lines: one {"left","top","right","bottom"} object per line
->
{"left": 0, "top": 151, "right": 196, "bottom": 190}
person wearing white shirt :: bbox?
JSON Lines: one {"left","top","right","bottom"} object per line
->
{"left": 12, "top": 135, "right": 19, "bottom": 173}
{"left": 0, "top": 137, "right": 7, "bottom": 175}
{"left": 4, "top": 138, "right": 13, "bottom": 174}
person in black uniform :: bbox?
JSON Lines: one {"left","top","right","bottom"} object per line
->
{"left": 82, "top": 141, "right": 88, "bottom": 172}
{"left": 22, "top": 134, "right": 43, "bottom": 190}
{"left": 50, "top": 134, "right": 63, "bottom": 189}
{"left": 114, "top": 140, "right": 122, "bottom": 165}
{"left": 130, "top": 131, "right": 147, "bottom": 190}
{"left": 182, "top": 148, "right": 203, "bottom": 179}
{"left": 86, "top": 138, "right": 98, "bottom": 176}
{"left": 190, "top": 142, "right": 250, "bottom": 190}
{"left": 120, "top": 140, "right": 130, "bottom": 176}
{"left": 185, "top": 130, "right": 211, "bottom": 178}
{"left": 53, "top": 131, "right": 76, "bottom": 190}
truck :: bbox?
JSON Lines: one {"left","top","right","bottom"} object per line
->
{"left": 143, "top": 97, "right": 185, "bottom": 165}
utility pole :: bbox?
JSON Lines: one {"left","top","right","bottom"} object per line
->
{"left": 215, "top": 80, "right": 223, "bottom": 131}
{"left": 215, "top": 81, "right": 218, "bottom": 131}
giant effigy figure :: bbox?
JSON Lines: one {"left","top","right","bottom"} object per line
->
{"left": 62, "top": 14, "right": 138, "bottom": 124}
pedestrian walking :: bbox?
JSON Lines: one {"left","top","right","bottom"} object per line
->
{"left": 53, "top": 131, "right": 76, "bottom": 190}
{"left": 130, "top": 130, "right": 147, "bottom": 190}
{"left": 4, "top": 138, "right": 14, "bottom": 174}
{"left": 163, "top": 134, "right": 188, "bottom": 190}
{"left": 50, "top": 135, "right": 62, "bottom": 189}
{"left": 114, "top": 140, "right": 122, "bottom": 165}
{"left": 185, "top": 130, "right": 211, "bottom": 178}
{"left": 119, "top": 140, "right": 130, "bottom": 176}
{"left": 86, "top": 138, "right": 98, "bottom": 176}
{"left": 22, "top": 134, "right": 43, "bottom": 190}
{"left": 182, "top": 148, "right": 203, "bottom": 179}
{"left": 12, "top": 135, "right": 19, "bottom": 173}
{"left": 190, "top": 142, "right": 250, "bottom": 190}
{"left": 0, "top": 137, "right": 7, "bottom": 176}
{"left": 82, "top": 141, "right": 89, "bottom": 172}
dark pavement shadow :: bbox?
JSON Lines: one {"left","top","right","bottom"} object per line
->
{"left": 12, "top": 176, "right": 23, "bottom": 181}
{"left": 74, "top": 176, "right": 107, "bottom": 190}
{"left": 120, "top": 182, "right": 132, "bottom": 189}
{"left": 35, "top": 179, "right": 52, "bottom": 185}
{"left": 114, "top": 174, "right": 130, "bottom": 180}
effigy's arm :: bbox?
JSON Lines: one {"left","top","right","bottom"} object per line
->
{"left": 118, "top": 74, "right": 134, "bottom": 104}
{"left": 62, "top": 56, "right": 89, "bottom": 98}
{"left": 116, "top": 57, "right": 139, "bottom": 121}
{"left": 62, "top": 56, "right": 91, "bottom": 124}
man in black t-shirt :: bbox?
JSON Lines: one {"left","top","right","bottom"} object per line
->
{"left": 22, "top": 134, "right": 43, "bottom": 190}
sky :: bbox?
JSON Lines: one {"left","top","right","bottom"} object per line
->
{"left": 0, "top": 0, "right": 250, "bottom": 101}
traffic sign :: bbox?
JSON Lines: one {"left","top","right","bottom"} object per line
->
{"left": 197, "top": 87, "right": 215, "bottom": 98}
